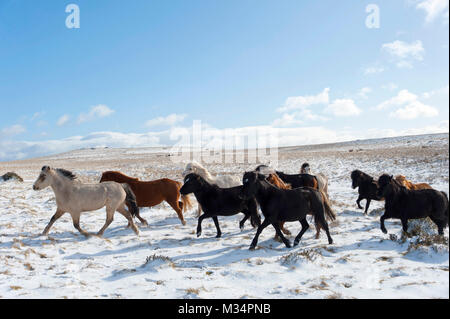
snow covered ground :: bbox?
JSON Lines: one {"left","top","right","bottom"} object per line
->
{"left": 0, "top": 133, "right": 448, "bottom": 299}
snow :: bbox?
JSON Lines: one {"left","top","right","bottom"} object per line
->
{"left": 0, "top": 133, "right": 448, "bottom": 299}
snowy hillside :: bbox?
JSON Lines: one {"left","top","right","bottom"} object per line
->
{"left": 0, "top": 133, "right": 448, "bottom": 299}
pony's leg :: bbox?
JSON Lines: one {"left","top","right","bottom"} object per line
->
{"left": 272, "top": 223, "right": 291, "bottom": 248}
{"left": 274, "top": 222, "right": 290, "bottom": 241}
{"left": 380, "top": 214, "right": 388, "bottom": 234}
{"left": 429, "top": 216, "right": 445, "bottom": 235}
{"left": 239, "top": 213, "right": 250, "bottom": 230}
{"left": 280, "top": 222, "right": 291, "bottom": 235}
{"left": 314, "top": 223, "right": 321, "bottom": 239}
{"left": 42, "top": 209, "right": 65, "bottom": 236}
{"left": 117, "top": 207, "right": 140, "bottom": 235}
{"left": 315, "top": 210, "right": 333, "bottom": 245}
{"left": 212, "top": 217, "right": 222, "bottom": 238}
{"left": 249, "top": 219, "right": 271, "bottom": 250}
{"left": 97, "top": 208, "right": 115, "bottom": 236}
{"left": 196, "top": 214, "right": 209, "bottom": 237}
{"left": 356, "top": 195, "right": 364, "bottom": 210}
{"left": 125, "top": 199, "right": 147, "bottom": 226}
{"left": 400, "top": 217, "right": 409, "bottom": 235}
{"left": 197, "top": 204, "right": 203, "bottom": 217}
{"left": 364, "top": 199, "right": 372, "bottom": 215}
{"left": 167, "top": 200, "right": 186, "bottom": 226}
{"left": 294, "top": 219, "right": 309, "bottom": 246}
{"left": 71, "top": 213, "right": 90, "bottom": 237}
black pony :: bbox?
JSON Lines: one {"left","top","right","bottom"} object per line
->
{"left": 241, "top": 171, "right": 333, "bottom": 250}
{"left": 350, "top": 170, "right": 383, "bottom": 214}
{"left": 377, "top": 174, "right": 449, "bottom": 235}
{"left": 255, "top": 165, "right": 318, "bottom": 189}
{"left": 180, "top": 173, "right": 261, "bottom": 238}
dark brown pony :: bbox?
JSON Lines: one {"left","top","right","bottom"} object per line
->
{"left": 266, "top": 173, "right": 335, "bottom": 240}
{"left": 100, "top": 171, "right": 192, "bottom": 226}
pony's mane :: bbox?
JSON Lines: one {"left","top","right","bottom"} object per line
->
{"left": 187, "top": 161, "right": 214, "bottom": 180}
{"left": 267, "top": 173, "right": 292, "bottom": 190}
{"left": 104, "top": 171, "right": 139, "bottom": 181}
{"left": 185, "top": 173, "right": 218, "bottom": 189}
{"left": 351, "top": 170, "right": 373, "bottom": 182}
{"left": 56, "top": 168, "right": 77, "bottom": 180}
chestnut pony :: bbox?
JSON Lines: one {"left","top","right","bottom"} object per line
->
{"left": 395, "top": 175, "right": 433, "bottom": 191}
{"left": 100, "top": 171, "right": 192, "bottom": 226}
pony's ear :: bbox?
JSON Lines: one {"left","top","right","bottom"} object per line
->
{"left": 390, "top": 175, "right": 393, "bottom": 180}
{"left": 42, "top": 166, "right": 50, "bottom": 172}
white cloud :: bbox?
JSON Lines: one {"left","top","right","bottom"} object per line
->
{"left": 1, "top": 124, "right": 26, "bottom": 137}
{"left": 77, "top": 105, "right": 115, "bottom": 124}
{"left": 1, "top": 121, "right": 448, "bottom": 162}
{"left": 381, "top": 83, "right": 399, "bottom": 91}
{"left": 145, "top": 113, "right": 187, "bottom": 127}
{"left": 416, "top": 0, "right": 449, "bottom": 23}
{"left": 358, "top": 87, "right": 372, "bottom": 99}
{"left": 382, "top": 40, "right": 425, "bottom": 68}
{"left": 276, "top": 88, "right": 330, "bottom": 113}
{"left": 389, "top": 100, "right": 439, "bottom": 119}
{"left": 376, "top": 89, "right": 418, "bottom": 110}
{"left": 364, "top": 66, "right": 385, "bottom": 75}
{"left": 57, "top": 114, "right": 70, "bottom": 127}
{"left": 422, "top": 85, "right": 449, "bottom": 99}
{"left": 382, "top": 40, "right": 425, "bottom": 60}
{"left": 375, "top": 89, "right": 439, "bottom": 120}
{"left": 324, "top": 99, "right": 362, "bottom": 117}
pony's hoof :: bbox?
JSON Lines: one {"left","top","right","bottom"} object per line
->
{"left": 381, "top": 228, "right": 388, "bottom": 234}
{"left": 249, "top": 245, "right": 256, "bottom": 251}
{"left": 328, "top": 239, "right": 333, "bottom": 245}
{"left": 196, "top": 232, "right": 201, "bottom": 238}
{"left": 182, "top": 221, "right": 187, "bottom": 226}
{"left": 215, "top": 234, "right": 222, "bottom": 239}
{"left": 285, "top": 243, "right": 292, "bottom": 249}
{"left": 293, "top": 241, "right": 299, "bottom": 247}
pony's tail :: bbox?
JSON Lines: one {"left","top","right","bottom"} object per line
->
{"left": 319, "top": 189, "right": 336, "bottom": 222}
{"left": 122, "top": 183, "right": 139, "bottom": 217}
{"left": 442, "top": 191, "right": 449, "bottom": 227}
{"left": 181, "top": 194, "right": 193, "bottom": 213}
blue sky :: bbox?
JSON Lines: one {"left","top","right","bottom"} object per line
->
{"left": 0, "top": 0, "right": 448, "bottom": 161}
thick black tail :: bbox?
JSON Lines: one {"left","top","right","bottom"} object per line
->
{"left": 442, "top": 191, "right": 449, "bottom": 227}
{"left": 122, "top": 183, "right": 139, "bottom": 217}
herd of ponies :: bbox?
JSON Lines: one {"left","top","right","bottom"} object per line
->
{"left": 30, "top": 161, "right": 449, "bottom": 250}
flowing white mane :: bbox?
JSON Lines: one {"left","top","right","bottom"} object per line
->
{"left": 183, "top": 161, "right": 241, "bottom": 188}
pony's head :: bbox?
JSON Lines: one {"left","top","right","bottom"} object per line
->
{"left": 350, "top": 170, "right": 363, "bottom": 189}
{"left": 394, "top": 175, "right": 408, "bottom": 187}
{"left": 33, "top": 166, "right": 53, "bottom": 191}
{"left": 180, "top": 173, "right": 203, "bottom": 195}
{"left": 182, "top": 161, "right": 207, "bottom": 178}
{"left": 241, "top": 171, "right": 266, "bottom": 199}
{"left": 255, "top": 164, "right": 275, "bottom": 175}
{"left": 300, "top": 163, "right": 311, "bottom": 174}
{"left": 377, "top": 174, "right": 396, "bottom": 198}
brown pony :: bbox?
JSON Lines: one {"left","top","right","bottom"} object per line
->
{"left": 266, "top": 173, "right": 335, "bottom": 240}
{"left": 100, "top": 171, "right": 192, "bottom": 226}
{"left": 395, "top": 175, "right": 433, "bottom": 191}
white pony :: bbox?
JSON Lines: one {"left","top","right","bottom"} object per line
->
{"left": 33, "top": 166, "right": 140, "bottom": 237}
{"left": 182, "top": 161, "right": 242, "bottom": 215}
